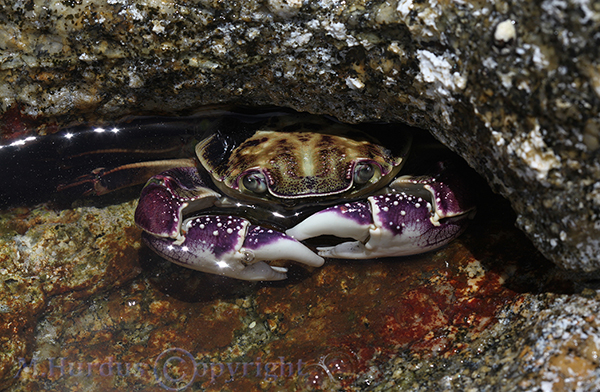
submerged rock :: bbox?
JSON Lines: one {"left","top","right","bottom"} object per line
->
{"left": 3, "top": 189, "right": 600, "bottom": 391}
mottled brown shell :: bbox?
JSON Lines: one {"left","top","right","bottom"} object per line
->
{"left": 196, "top": 116, "right": 410, "bottom": 202}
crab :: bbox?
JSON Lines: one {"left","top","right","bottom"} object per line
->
{"left": 134, "top": 113, "right": 475, "bottom": 281}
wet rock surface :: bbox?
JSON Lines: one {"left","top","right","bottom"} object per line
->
{"left": 3, "top": 183, "right": 600, "bottom": 391}
{"left": 0, "top": 200, "right": 141, "bottom": 390}
{"left": 0, "top": 0, "right": 598, "bottom": 271}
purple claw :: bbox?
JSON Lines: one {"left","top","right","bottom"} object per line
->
{"left": 136, "top": 157, "right": 474, "bottom": 276}
{"left": 243, "top": 225, "right": 325, "bottom": 267}
{"left": 286, "top": 161, "right": 475, "bottom": 259}
{"left": 361, "top": 192, "right": 470, "bottom": 256}
{"left": 135, "top": 167, "right": 323, "bottom": 280}
{"left": 286, "top": 201, "right": 372, "bottom": 242}
{"left": 143, "top": 215, "right": 323, "bottom": 281}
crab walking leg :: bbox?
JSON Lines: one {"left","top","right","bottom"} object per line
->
{"left": 287, "top": 191, "right": 473, "bottom": 259}
{"left": 143, "top": 215, "right": 324, "bottom": 281}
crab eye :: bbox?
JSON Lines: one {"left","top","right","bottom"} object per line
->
{"left": 242, "top": 172, "right": 268, "bottom": 194}
{"left": 354, "top": 162, "right": 375, "bottom": 184}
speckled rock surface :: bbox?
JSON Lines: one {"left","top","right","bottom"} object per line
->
{"left": 2, "top": 188, "right": 600, "bottom": 391}
{"left": 0, "top": 200, "right": 142, "bottom": 390}
{"left": 0, "top": 0, "right": 598, "bottom": 271}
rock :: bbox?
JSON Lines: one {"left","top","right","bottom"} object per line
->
{"left": 0, "top": 201, "right": 141, "bottom": 390}
{"left": 1, "top": 0, "right": 598, "bottom": 271}
{"left": 4, "top": 190, "right": 600, "bottom": 391}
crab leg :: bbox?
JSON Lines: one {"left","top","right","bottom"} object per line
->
{"left": 58, "top": 158, "right": 198, "bottom": 196}
{"left": 286, "top": 164, "right": 475, "bottom": 259}
{"left": 143, "top": 216, "right": 323, "bottom": 281}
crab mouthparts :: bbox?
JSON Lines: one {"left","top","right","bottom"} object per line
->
{"left": 266, "top": 175, "right": 353, "bottom": 199}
